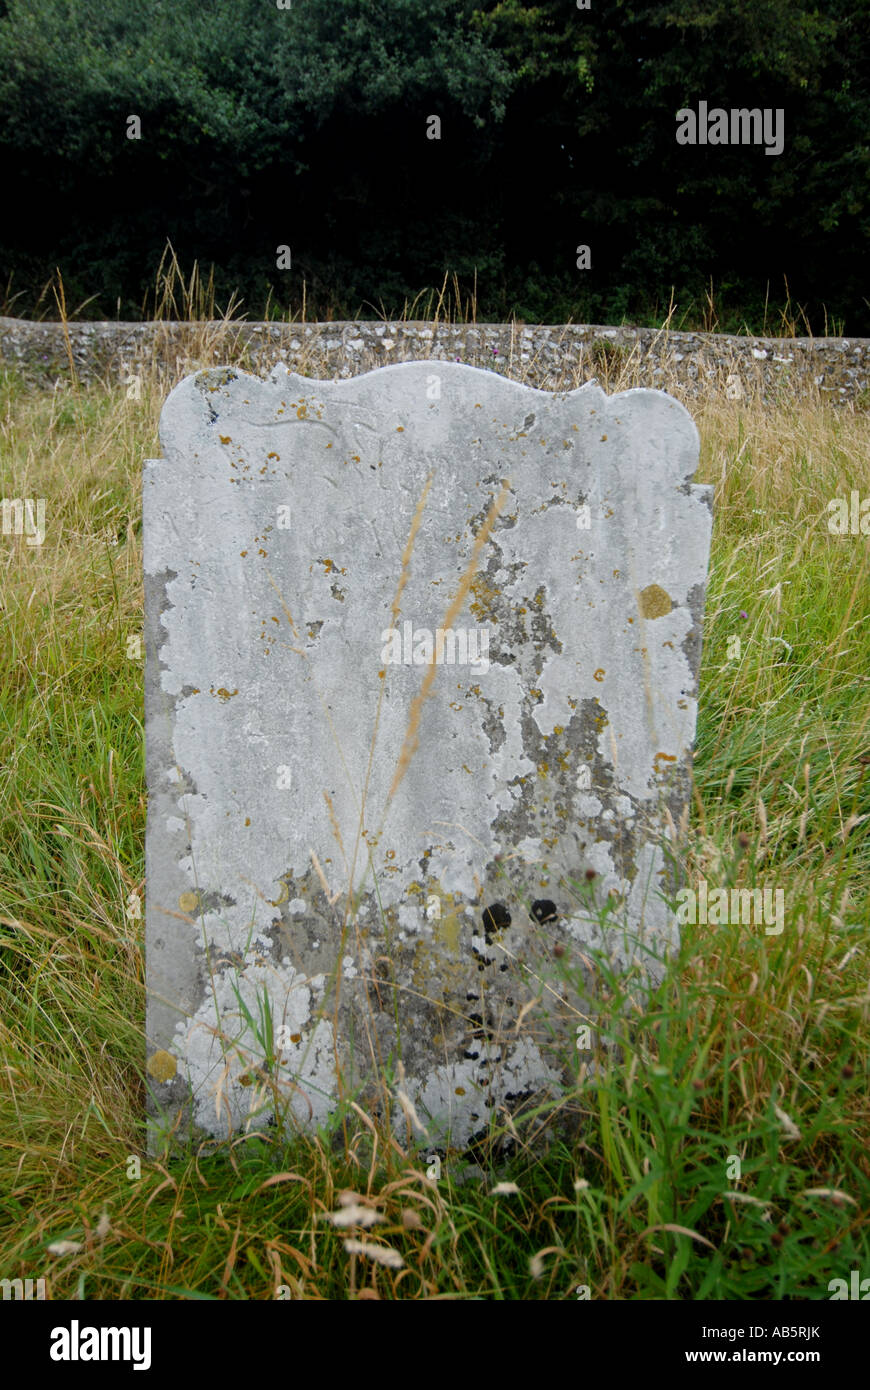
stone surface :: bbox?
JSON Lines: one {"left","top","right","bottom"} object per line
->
{"left": 3, "top": 315, "right": 868, "bottom": 404}
{"left": 144, "top": 360, "right": 713, "bottom": 1151}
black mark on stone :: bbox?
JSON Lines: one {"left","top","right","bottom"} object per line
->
{"left": 482, "top": 902, "right": 511, "bottom": 943}
{"left": 530, "top": 899, "right": 558, "bottom": 924}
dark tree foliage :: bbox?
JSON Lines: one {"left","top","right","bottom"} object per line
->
{"left": 0, "top": 0, "right": 866, "bottom": 329}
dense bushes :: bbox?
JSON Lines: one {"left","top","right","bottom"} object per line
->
{"left": 0, "top": 0, "right": 867, "bottom": 330}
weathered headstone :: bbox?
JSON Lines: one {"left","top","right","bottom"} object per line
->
{"left": 144, "top": 360, "right": 712, "bottom": 1151}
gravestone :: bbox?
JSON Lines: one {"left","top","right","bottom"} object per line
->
{"left": 144, "top": 360, "right": 713, "bottom": 1152}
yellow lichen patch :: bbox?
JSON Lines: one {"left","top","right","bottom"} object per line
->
{"left": 423, "top": 889, "right": 462, "bottom": 956}
{"left": 268, "top": 877, "right": 291, "bottom": 907}
{"left": 219, "top": 435, "right": 232, "bottom": 444}
{"left": 639, "top": 584, "right": 673, "bottom": 620}
{"left": 438, "top": 909, "right": 462, "bottom": 955}
{"left": 593, "top": 669, "right": 605, "bottom": 682}
{"left": 210, "top": 686, "right": 238, "bottom": 702}
{"left": 178, "top": 892, "right": 200, "bottom": 912}
{"left": 411, "top": 914, "right": 466, "bottom": 993}
{"left": 468, "top": 572, "right": 501, "bottom": 622}
{"left": 146, "top": 1050, "right": 177, "bottom": 1083}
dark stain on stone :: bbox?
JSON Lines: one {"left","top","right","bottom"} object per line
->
{"left": 530, "top": 899, "right": 558, "bottom": 923}
{"left": 482, "top": 902, "right": 511, "bottom": 942}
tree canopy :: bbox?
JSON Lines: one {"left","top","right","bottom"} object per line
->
{"left": 0, "top": 0, "right": 867, "bottom": 329}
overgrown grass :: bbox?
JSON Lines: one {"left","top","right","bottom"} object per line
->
{"left": 0, "top": 247, "right": 851, "bottom": 338}
{"left": 0, "top": 294, "right": 867, "bottom": 1298}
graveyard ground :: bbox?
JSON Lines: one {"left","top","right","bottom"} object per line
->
{"left": 0, "top": 318, "right": 868, "bottom": 1300}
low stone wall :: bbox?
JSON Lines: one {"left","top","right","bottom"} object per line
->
{"left": 1, "top": 316, "right": 868, "bottom": 405}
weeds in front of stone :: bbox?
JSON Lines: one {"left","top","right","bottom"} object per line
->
{"left": 0, "top": 300, "right": 867, "bottom": 1297}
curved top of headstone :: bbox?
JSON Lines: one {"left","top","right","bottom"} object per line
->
{"left": 157, "top": 359, "right": 701, "bottom": 487}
